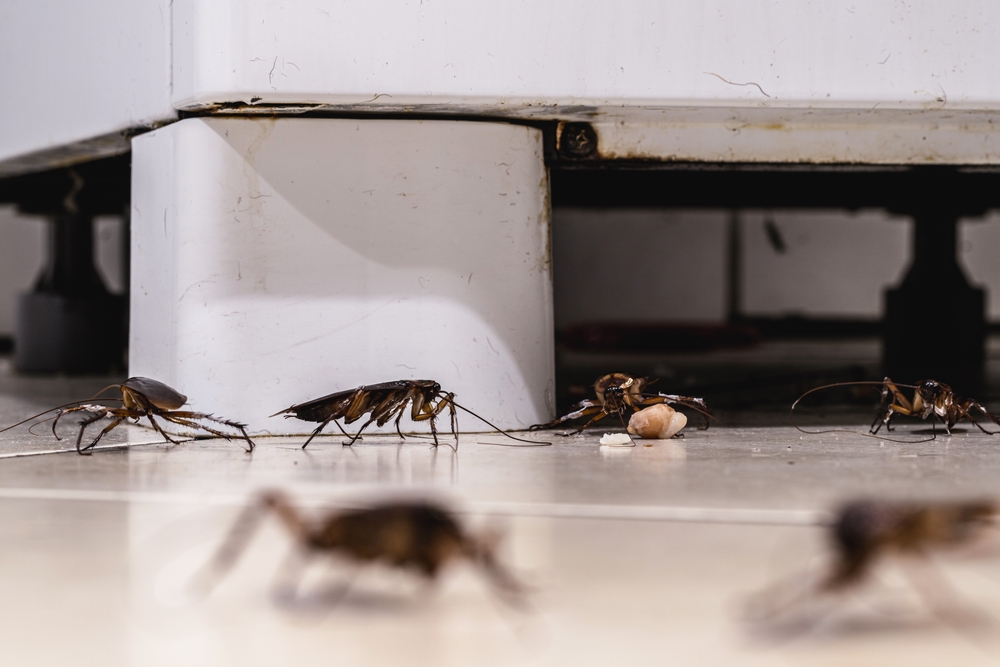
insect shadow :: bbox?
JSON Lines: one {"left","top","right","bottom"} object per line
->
{"left": 791, "top": 377, "right": 1000, "bottom": 443}
{"left": 0, "top": 377, "right": 255, "bottom": 454}
{"left": 272, "top": 379, "right": 549, "bottom": 449}
{"left": 191, "top": 491, "right": 529, "bottom": 611}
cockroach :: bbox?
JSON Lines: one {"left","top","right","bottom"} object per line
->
{"left": 272, "top": 379, "right": 547, "bottom": 449}
{"left": 792, "top": 377, "right": 1000, "bottom": 438}
{"left": 0, "top": 376, "right": 255, "bottom": 455}
{"left": 822, "top": 499, "right": 997, "bottom": 591}
{"left": 528, "top": 372, "right": 713, "bottom": 435}
{"left": 195, "top": 491, "right": 526, "bottom": 606}
{"left": 747, "top": 499, "right": 999, "bottom": 627}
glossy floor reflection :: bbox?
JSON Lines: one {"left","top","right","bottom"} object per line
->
{"left": 3, "top": 368, "right": 1000, "bottom": 665}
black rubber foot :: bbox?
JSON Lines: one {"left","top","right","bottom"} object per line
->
{"left": 14, "top": 292, "right": 126, "bottom": 374}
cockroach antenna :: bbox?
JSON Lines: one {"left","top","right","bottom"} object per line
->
{"left": 446, "top": 396, "right": 551, "bottom": 447}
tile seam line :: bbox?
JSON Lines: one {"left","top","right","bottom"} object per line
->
{"left": 0, "top": 487, "right": 832, "bottom": 526}
{"left": 0, "top": 440, "right": 186, "bottom": 459}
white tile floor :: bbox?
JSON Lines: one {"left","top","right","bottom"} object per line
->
{"left": 3, "top": 363, "right": 1000, "bottom": 665}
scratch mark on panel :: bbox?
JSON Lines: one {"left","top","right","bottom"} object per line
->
{"left": 703, "top": 72, "right": 770, "bottom": 98}
{"left": 264, "top": 299, "right": 399, "bottom": 354}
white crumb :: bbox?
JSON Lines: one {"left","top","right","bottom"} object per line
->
{"left": 599, "top": 433, "right": 633, "bottom": 446}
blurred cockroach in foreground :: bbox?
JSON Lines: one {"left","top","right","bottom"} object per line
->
{"left": 529, "top": 372, "right": 713, "bottom": 436}
{"left": 194, "top": 491, "right": 527, "bottom": 607}
{"left": 822, "top": 500, "right": 998, "bottom": 590}
{"left": 792, "top": 377, "right": 1000, "bottom": 438}
{"left": 0, "top": 377, "right": 255, "bottom": 455}
{"left": 746, "top": 499, "right": 999, "bottom": 627}
{"left": 272, "top": 379, "right": 548, "bottom": 449}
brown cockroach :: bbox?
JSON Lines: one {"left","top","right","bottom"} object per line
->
{"left": 195, "top": 491, "right": 526, "bottom": 606}
{"left": 747, "top": 499, "right": 999, "bottom": 626}
{"left": 0, "top": 376, "right": 254, "bottom": 455}
{"left": 272, "top": 379, "right": 547, "bottom": 449}
{"left": 792, "top": 377, "right": 1000, "bottom": 438}
{"left": 822, "top": 499, "right": 998, "bottom": 591}
{"left": 528, "top": 372, "right": 713, "bottom": 435}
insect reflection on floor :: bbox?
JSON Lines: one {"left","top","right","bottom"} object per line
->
{"left": 193, "top": 491, "right": 527, "bottom": 609}
{"left": 792, "top": 377, "right": 1000, "bottom": 441}
{"left": 0, "top": 376, "right": 255, "bottom": 455}
{"left": 746, "top": 499, "right": 1000, "bottom": 635}
{"left": 272, "top": 379, "right": 548, "bottom": 449}
{"left": 528, "top": 373, "right": 713, "bottom": 437}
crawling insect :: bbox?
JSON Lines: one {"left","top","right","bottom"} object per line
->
{"left": 823, "top": 499, "right": 998, "bottom": 591}
{"left": 195, "top": 491, "right": 526, "bottom": 606}
{"left": 272, "top": 379, "right": 546, "bottom": 448}
{"left": 528, "top": 372, "right": 712, "bottom": 435}
{"left": 747, "top": 499, "right": 999, "bottom": 626}
{"left": 0, "top": 376, "right": 254, "bottom": 455}
{"left": 792, "top": 377, "right": 1000, "bottom": 437}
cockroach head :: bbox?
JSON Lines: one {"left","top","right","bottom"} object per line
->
{"left": 594, "top": 373, "right": 632, "bottom": 400}
{"left": 832, "top": 500, "right": 897, "bottom": 557}
{"left": 916, "top": 380, "right": 949, "bottom": 403}
{"left": 410, "top": 380, "right": 441, "bottom": 393}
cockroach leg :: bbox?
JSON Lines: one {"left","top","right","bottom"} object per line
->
{"left": 76, "top": 412, "right": 124, "bottom": 455}
{"left": 137, "top": 413, "right": 182, "bottom": 446}
{"left": 343, "top": 416, "right": 377, "bottom": 447}
{"left": 160, "top": 412, "right": 254, "bottom": 449}
{"left": 574, "top": 409, "right": 611, "bottom": 435}
{"left": 393, "top": 406, "right": 408, "bottom": 440}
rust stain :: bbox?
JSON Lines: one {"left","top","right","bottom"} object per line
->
{"left": 537, "top": 165, "right": 552, "bottom": 277}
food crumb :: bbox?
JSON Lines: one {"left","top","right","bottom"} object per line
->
{"left": 627, "top": 404, "right": 687, "bottom": 439}
{"left": 599, "top": 433, "right": 633, "bottom": 446}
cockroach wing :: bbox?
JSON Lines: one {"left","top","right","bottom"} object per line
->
{"left": 123, "top": 377, "right": 188, "bottom": 410}
{"left": 272, "top": 386, "right": 360, "bottom": 421}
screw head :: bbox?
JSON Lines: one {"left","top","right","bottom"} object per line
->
{"left": 558, "top": 123, "right": 598, "bottom": 159}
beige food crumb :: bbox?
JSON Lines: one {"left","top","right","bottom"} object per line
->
{"left": 599, "top": 433, "right": 633, "bottom": 446}
{"left": 627, "top": 404, "right": 688, "bottom": 439}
